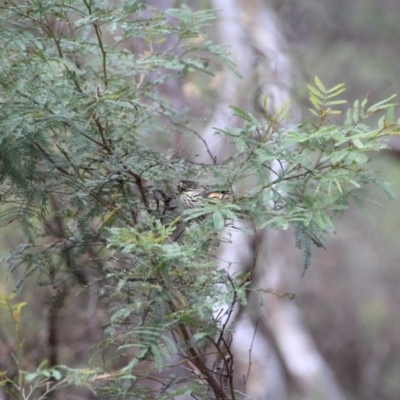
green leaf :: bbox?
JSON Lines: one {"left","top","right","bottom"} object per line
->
{"left": 307, "top": 84, "right": 324, "bottom": 98}
{"left": 367, "top": 95, "right": 397, "bottom": 113}
{"left": 52, "top": 369, "right": 63, "bottom": 380}
{"left": 326, "top": 85, "right": 346, "bottom": 98}
{"left": 229, "top": 105, "right": 257, "bottom": 124}
{"left": 314, "top": 76, "right": 327, "bottom": 92}
{"left": 327, "top": 82, "right": 345, "bottom": 93}
{"left": 325, "top": 99, "right": 347, "bottom": 106}
{"left": 212, "top": 211, "right": 224, "bottom": 230}
{"left": 334, "top": 179, "right": 343, "bottom": 193}
{"left": 352, "top": 139, "right": 364, "bottom": 149}
{"left": 328, "top": 109, "right": 342, "bottom": 115}
{"left": 329, "top": 150, "right": 347, "bottom": 164}
{"left": 310, "top": 93, "right": 322, "bottom": 107}
{"left": 386, "top": 105, "right": 395, "bottom": 123}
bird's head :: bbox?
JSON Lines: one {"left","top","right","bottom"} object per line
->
{"left": 177, "top": 180, "right": 197, "bottom": 193}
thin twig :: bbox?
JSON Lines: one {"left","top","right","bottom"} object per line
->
{"left": 173, "top": 122, "right": 218, "bottom": 165}
{"left": 244, "top": 317, "right": 261, "bottom": 387}
{"left": 34, "top": 142, "right": 72, "bottom": 176}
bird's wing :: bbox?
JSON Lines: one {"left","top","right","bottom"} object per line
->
{"left": 205, "top": 190, "right": 230, "bottom": 201}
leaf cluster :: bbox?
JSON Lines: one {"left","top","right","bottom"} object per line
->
{"left": 0, "top": 0, "right": 398, "bottom": 398}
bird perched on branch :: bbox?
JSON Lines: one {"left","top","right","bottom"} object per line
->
{"left": 177, "top": 180, "right": 231, "bottom": 210}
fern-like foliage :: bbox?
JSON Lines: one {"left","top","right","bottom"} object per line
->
{"left": 0, "top": 0, "right": 398, "bottom": 398}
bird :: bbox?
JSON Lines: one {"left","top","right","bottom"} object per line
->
{"left": 177, "top": 180, "right": 231, "bottom": 210}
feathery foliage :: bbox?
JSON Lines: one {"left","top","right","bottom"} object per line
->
{"left": 0, "top": 0, "right": 398, "bottom": 398}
